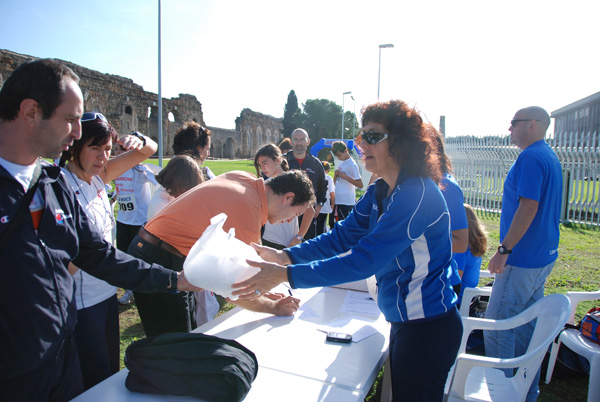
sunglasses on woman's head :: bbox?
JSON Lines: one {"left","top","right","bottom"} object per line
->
{"left": 359, "top": 131, "right": 389, "bottom": 145}
{"left": 81, "top": 112, "right": 108, "bottom": 123}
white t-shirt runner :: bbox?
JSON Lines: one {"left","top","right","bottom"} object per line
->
{"left": 335, "top": 157, "right": 361, "bottom": 206}
{"left": 114, "top": 164, "right": 158, "bottom": 226}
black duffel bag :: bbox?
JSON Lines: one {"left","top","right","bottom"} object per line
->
{"left": 125, "top": 332, "right": 258, "bottom": 402}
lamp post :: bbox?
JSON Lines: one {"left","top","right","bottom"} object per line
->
{"left": 342, "top": 91, "right": 352, "bottom": 140}
{"left": 377, "top": 43, "right": 394, "bottom": 100}
{"left": 351, "top": 95, "right": 356, "bottom": 139}
{"left": 157, "top": 0, "right": 163, "bottom": 167}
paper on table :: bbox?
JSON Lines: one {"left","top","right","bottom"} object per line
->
{"left": 319, "top": 316, "right": 379, "bottom": 343}
{"left": 298, "top": 304, "right": 320, "bottom": 319}
{"left": 340, "top": 290, "right": 381, "bottom": 317}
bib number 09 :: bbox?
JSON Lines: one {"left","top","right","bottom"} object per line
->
{"left": 119, "top": 202, "right": 135, "bottom": 212}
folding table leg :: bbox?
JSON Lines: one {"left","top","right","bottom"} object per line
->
{"left": 381, "top": 356, "right": 393, "bottom": 402}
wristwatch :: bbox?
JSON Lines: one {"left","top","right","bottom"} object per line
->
{"left": 295, "top": 235, "right": 305, "bottom": 242}
{"left": 497, "top": 245, "right": 512, "bottom": 255}
{"left": 169, "top": 271, "right": 178, "bottom": 291}
{"left": 131, "top": 131, "right": 146, "bottom": 146}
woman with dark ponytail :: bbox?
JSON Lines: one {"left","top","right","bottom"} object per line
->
{"left": 254, "top": 143, "right": 311, "bottom": 249}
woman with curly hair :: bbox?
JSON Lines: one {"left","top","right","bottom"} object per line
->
{"left": 233, "top": 100, "right": 463, "bottom": 401}
{"left": 172, "top": 121, "right": 214, "bottom": 181}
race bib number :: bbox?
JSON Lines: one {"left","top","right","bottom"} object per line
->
{"left": 117, "top": 193, "right": 137, "bottom": 212}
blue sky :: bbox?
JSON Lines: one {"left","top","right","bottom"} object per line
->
{"left": 1, "top": 0, "right": 598, "bottom": 137}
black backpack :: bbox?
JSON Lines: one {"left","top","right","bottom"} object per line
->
{"left": 125, "top": 332, "right": 258, "bottom": 402}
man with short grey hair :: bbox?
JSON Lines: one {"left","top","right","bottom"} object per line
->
{"left": 286, "top": 128, "right": 327, "bottom": 240}
{"left": 485, "top": 106, "right": 562, "bottom": 402}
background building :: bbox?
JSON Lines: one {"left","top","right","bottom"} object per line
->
{"left": 0, "top": 49, "right": 282, "bottom": 159}
{"left": 552, "top": 91, "right": 600, "bottom": 147}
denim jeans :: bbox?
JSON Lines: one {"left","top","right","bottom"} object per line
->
{"left": 483, "top": 261, "right": 555, "bottom": 402}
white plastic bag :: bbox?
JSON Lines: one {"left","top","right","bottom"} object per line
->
{"left": 183, "top": 213, "right": 261, "bottom": 300}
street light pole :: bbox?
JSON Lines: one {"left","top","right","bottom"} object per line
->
{"left": 157, "top": 0, "right": 163, "bottom": 167}
{"left": 351, "top": 95, "right": 356, "bottom": 139}
{"left": 342, "top": 91, "right": 351, "bottom": 140}
{"left": 377, "top": 43, "right": 394, "bottom": 100}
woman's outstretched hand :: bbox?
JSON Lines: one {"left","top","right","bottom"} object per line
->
{"left": 250, "top": 242, "right": 292, "bottom": 265}
{"left": 231, "top": 259, "right": 289, "bottom": 300}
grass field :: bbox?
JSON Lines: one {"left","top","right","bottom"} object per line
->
{"left": 146, "top": 157, "right": 257, "bottom": 176}
{"left": 120, "top": 159, "right": 596, "bottom": 401}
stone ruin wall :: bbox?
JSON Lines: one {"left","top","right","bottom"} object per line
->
{"left": 0, "top": 49, "right": 283, "bottom": 159}
{"left": 236, "top": 108, "right": 283, "bottom": 158}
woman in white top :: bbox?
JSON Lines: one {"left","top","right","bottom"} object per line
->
{"left": 148, "top": 122, "right": 214, "bottom": 219}
{"left": 316, "top": 161, "right": 335, "bottom": 235}
{"left": 60, "top": 112, "right": 157, "bottom": 389}
{"left": 148, "top": 122, "right": 218, "bottom": 327}
{"left": 254, "top": 143, "right": 313, "bottom": 249}
{"left": 113, "top": 145, "right": 160, "bottom": 304}
{"left": 113, "top": 144, "right": 159, "bottom": 248}
{"left": 146, "top": 155, "right": 204, "bottom": 219}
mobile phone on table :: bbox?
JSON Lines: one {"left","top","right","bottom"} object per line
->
{"left": 326, "top": 332, "right": 352, "bottom": 343}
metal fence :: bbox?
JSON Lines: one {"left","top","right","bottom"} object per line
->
{"left": 445, "top": 132, "right": 600, "bottom": 226}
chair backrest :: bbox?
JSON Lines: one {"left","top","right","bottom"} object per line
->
{"left": 565, "top": 290, "right": 600, "bottom": 325}
{"left": 447, "top": 294, "right": 571, "bottom": 401}
{"left": 525, "top": 294, "right": 571, "bottom": 353}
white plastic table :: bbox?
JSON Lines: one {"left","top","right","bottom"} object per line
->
{"left": 197, "top": 286, "right": 390, "bottom": 394}
{"left": 71, "top": 286, "right": 389, "bottom": 401}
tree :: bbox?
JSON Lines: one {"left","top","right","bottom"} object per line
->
{"left": 294, "top": 99, "right": 342, "bottom": 148}
{"left": 343, "top": 110, "right": 359, "bottom": 140}
{"left": 282, "top": 90, "right": 299, "bottom": 137}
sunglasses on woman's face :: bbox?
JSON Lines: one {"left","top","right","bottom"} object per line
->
{"left": 359, "top": 131, "right": 389, "bottom": 145}
{"left": 80, "top": 112, "right": 108, "bottom": 123}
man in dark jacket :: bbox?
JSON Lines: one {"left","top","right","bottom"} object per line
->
{"left": 0, "top": 59, "right": 200, "bottom": 402}
{"left": 286, "top": 128, "right": 327, "bottom": 240}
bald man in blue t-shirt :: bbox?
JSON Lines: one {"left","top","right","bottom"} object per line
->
{"left": 485, "top": 106, "right": 563, "bottom": 402}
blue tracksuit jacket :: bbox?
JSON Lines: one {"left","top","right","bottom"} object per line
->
{"left": 286, "top": 172, "right": 457, "bottom": 323}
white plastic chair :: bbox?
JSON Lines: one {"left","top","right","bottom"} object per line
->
{"left": 459, "top": 286, "right": 493, "bottom": 317}
{"left": 544, "top": 290, "right": 600, "bottom": 402}
{"left": 444, "top": 293, "right": 571, "bottom": 402}
{"left": 458, "top": 271, "right": 495, "bottom": 317}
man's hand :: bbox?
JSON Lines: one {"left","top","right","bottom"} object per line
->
{"left": 175, "top": 271, "right": 204, "bottom": 292}
{"left": 229, "top": 294, "right": 300, "bottom": 316}
{"left": 271, "top": 296, "right": 300, "bottom": 316}
{"left": 488, "top": 251, "right": 509, "bottom": 275}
